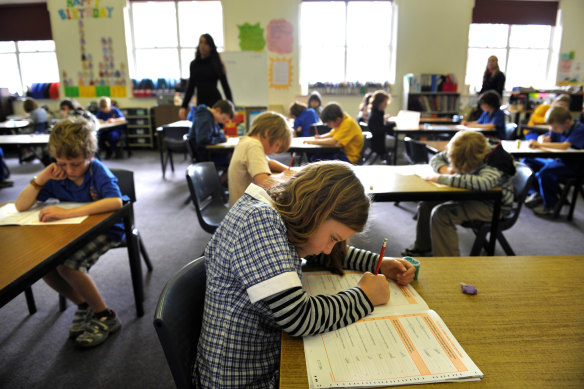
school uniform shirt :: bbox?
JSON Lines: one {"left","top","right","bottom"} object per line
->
{"left": 95, "top": 106, "right": 125, "bottom": 122}
{"left": 35, "top": 159, "right": 125, "bottom": 242}
{"left": 330, "top": 113, "right": 363, "bottom": 164}
{"left": 478, "top": 109, "right": 506, "bottom": 140}
{"left": 30, "top": 107, "right": 47, "bottom": 133}
{"left": 431, "top": 147, "right": 514, "bottom": 213}
{"left": 227, "top": 136, "right": 271, "bottom": 206}
{"left": 293, "top": 108, "right": 319, "bottom": 137}
{"left": 527, "top": 104, "right": 551, "bottom": 126}
{"left": 550, "top": 122, "right": 584, "bottom": 149}
{"left": 368, "top": 108, "right": 393, "bottom": 154}
{"left": 194, "top": 184, "right": 379, "bottom": 388}
{"left": 187, "top": 105, "right": 226, "bottom": 150}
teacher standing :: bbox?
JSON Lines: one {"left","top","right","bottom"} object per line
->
{"left": 470, "top": 55, "right": 506, "bottom": 121}
{"left": 179, "top": 34, "right": 233, "bottom": 120}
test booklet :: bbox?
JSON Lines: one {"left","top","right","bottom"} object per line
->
{"left": 302, "top": 271, "right": 483, "bottom": 388}
{"left": 0, "top": 202, "right": 89, "bottom": 226}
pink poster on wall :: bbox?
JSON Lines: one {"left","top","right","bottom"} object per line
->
{"left": 266, "top": 19, "right": 293, "bottom": 54}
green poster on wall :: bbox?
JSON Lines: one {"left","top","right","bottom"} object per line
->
{"left": 238, "top": 22, "right": 266, "bottom": 52}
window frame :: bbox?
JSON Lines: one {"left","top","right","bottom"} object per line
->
{"left": 126, "top": 0, "right": 224, "bottom": 80}
{"left": 0, "top": 40, "right": 58, "bottom": 95}
{"left": 466, "top": 23, "right": 556, "bottom": 93}
{"left": 299, "top": 0, "right": 394, "bottom": 87}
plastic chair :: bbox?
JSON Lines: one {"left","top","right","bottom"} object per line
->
{"left": 403, "top": 137, "right": 430, "bottom": 164}
{"left": 186, "top": 162, "right": 230, "bottom": 234}
{"left": 153, "top": 256, "right": 206, "bottom": 389}
{"left": 462, "top": 162, "right": 534, "bottom": 256}
{"left": 553, "top": 175, "right": 584, "bottom": 221}
{"left": 505, "top": 122, "right": 518, "bottom": 140}
{"left": 161, "top": 126, "right": 189, "bottom": 178}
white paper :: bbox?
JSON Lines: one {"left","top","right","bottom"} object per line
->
{"left": 0, "top": 202, "right": 89, "bottom": 226}
{"left": 302, "top": 272, "right": 483, "bottom": 388}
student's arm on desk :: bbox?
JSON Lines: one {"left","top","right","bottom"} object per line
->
{"left": 529, "top": 139, "right": 571, "bottom": 150}
{"left": 431, "top": 166, "right": 502, "bottom": 191}
{"left": 253, "top": 169, "right": 295, "bottom": 190}
{"left": 303, "top": 137, "right": 340, "bottom": 146}
{"left": 463, "top": 121, "right": 495, "bottom": 130}
{"left": 37, "top": 197, "right": 122, "bottom": 222}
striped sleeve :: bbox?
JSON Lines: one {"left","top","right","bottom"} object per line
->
{"left": 437, "top": 164, "right": 502, "bottom": 192}
{"left": 264, "top": 286, "right": 373, "bottom": 337}
{"left": 306, "top": 246, "right": 379, "bottom": 273}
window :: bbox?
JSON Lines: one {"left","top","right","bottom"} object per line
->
{"left": 127, "top": 1, "right": 224, "bottom": 80}
{"left": 0, "top": 40, "right": 59, "bottom": 95}
{"left": 465, "top": 23, "right": 554, "bottom": 93}
{"left": 299, "top": 1, "right": 393, "bottom": 88}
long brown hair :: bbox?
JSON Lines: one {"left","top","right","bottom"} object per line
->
{"left": 268, "top": 161, "right": 370, "bottom": 273}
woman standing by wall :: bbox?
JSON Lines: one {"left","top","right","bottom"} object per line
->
{"left": 178, "top": 34, "right": 233, "bottom": 120}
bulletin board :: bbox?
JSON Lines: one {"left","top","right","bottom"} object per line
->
{"left": 221, "top": 51, "right": 268, "bottom": 107}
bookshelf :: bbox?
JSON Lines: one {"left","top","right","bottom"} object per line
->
{"left": 403, "top": 73, "right": 460, "bottom": 116}
{"left": 121, "top": 107, "right": 153, "bottom": 149}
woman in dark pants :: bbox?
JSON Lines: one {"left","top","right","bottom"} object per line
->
{"left": 178, "top": 34, "right": 233, "bottom": 120}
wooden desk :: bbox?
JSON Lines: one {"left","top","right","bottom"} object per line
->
{"left": 0, "top": 120, "right": 29, "bottom": 135}
{"left": 281, "top": 255, "right": 584, "bottom": 388}
{"left": 354, "top": 165, "right": 501, "bottom": 255}
{"left": 0, "top": 203, "right": 144, "bottom": 317}
{"left": 520, "top": 123, "right": 548, "bottom": 135}
{"left": 392, "top": 125, "right": 496, "bottom": 164}
{"left": 0, "top": 133, "right": 50, "bottom": 146}
{"left": 419, "top": 116, "right": 460, "bottom": 125}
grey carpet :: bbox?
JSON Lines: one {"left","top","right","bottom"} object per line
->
{"left": 1, "top": 147, "right": 583, "bottom": 389}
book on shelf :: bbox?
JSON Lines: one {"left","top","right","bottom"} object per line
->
{"left": 302, "top": 271, "right": 483, "bottom": 388}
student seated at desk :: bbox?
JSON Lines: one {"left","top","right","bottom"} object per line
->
{"left": 356, "top": 92, "right": 373, "bottom": 124}
{"left": 307, "top": 90, "right": 323, "bottom": 116}
{"left": 524, "top": 94, "right": 570, "bottom": 140}
{"left": 463, "top": 90, "right": 506, "bottom": 140}
{"left": 523, "top": 106, "right": 584, "bottom": 215}
{"left": 195, "top": 161, "right": 416, "bottom": 388}
{"left": 23, "top": 98, "right": 48, "bottom": 133}
{"left": 0, "top": 146, "right": 14, "bottom": 188}
{"left": 59, "top": 98, "right": 98, "bottom": 126}
{"left": 289, "top": 101, "right": 319, "bottom": 137}
{"left": 227, "top": 112, "right": 293, "bottom": 206}
{"left": 402, "top": 131, "right": 515, "bottom": 257}
{"left": 15, "top": 117, "right": 124, "bottom": 348}
{"left": 95, "top": 97, "right": 126, "bottom": 159}
{"left": 304, "top": 102, "right": 364, "bottom": 164}
{"left": 367, "top": 90, "right": 394, "bottom": 163}
{"left": 187, "top": 100, "right": 234, "bottom": 165}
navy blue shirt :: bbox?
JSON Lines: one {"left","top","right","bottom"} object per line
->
{"left": 96, "top": 106, "right": 125, "bottom": 122}
{"left": 550, "top": 121, "right": 584, "bottom": 149}
{"left": 36, "top": 159, "right": 126, "bottom": 241}
{"left": 478, "top": 109, "right": 506, "bottom": 140}
{"left": 293, "top": 108, "right": 319, "bottom": 137}
{"left": 187, "top": 105, "right": 226, "bottom": 150}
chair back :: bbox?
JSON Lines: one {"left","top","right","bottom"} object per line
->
{"left": 505, "top": 122, "right": 518, "bottom": 140}
{"left": 403, "top": 137, "right": 430, "bottom": 164}
{"left": 504, "top": 161, "right": 534, "bottom": 225}
{"left": 163, "top": 126, "right": 189, "bottom": 153}
{"left": 186, "top": 162, "right": 229, "bottom": 233}
{"left": 110, "top": 168, "right": 136, "bottom": 202}
{"left": 154, "top": 257, "right": 206, "bottom": 389}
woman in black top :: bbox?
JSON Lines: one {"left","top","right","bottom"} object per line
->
{"left": 479, "top": 55, "right": 505, "bottom": 97}
{"left": 367, "top": 90, "right": 394, "bottom": 163}
{"left": 179, "top": 34, "right": 233, "bottom": 120}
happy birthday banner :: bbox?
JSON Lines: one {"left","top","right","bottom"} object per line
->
{"left": 52, "top": 0, "right": 127, "bottom": 98}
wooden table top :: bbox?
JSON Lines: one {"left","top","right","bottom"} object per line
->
{"left": 206, "top": 136, "right": 343, "bottom": 151}
{"left": 0, "top": 210, "right": 113, "bottom": 303}
{"left": 281, "top": 255, "right": 584, "bottom": 388}
{"left": 422, "top": 140, "right": 584, "bottom": 159}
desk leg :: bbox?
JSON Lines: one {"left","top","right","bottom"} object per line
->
{"left": 487, "top": 196, "right": 501, "bottom": 256}
{"left": 24, "top": 286, "right": 37, "bottom": 314}
{"left": 123, "top": 205, "right": 144, "bottom": 317}
{"left": 393, "top": 135, "right": 400, "bottom": 165}
{"left": 159, "top": 135, "right": 166, "bottom": 178}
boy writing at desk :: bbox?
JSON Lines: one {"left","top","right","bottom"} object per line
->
{"left": 15, "top": 117, "right": 124, "bottom": 348}
{"left": 195, "top": 161, "right": 415, "bottom": 387}
{"left": 95, "top": 96, "right": 126, "bottom": 159}
{"left": 524, "top": 105, "right": 584, "bottom": 215}
{"left": 304, "top": 102, "right": 364, "bottom": 164}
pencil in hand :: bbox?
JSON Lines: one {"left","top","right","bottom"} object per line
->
{"left": 288, "top": 152, "right": 295, "bottom": 169}
{"left": 374, "top": 238, "right": 388, "bottom": 275}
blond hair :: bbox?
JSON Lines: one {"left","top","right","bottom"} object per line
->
{"left": 447, "top": 131, "right": 488, "bottom": 174}
{"left": 552, "top": 94, "right": 571, "bottom": 106}
{"left": 546, "top": 105, "right": 572, "bottom": 124}
{"left": 98, "top": 96, "right": 111, "bottom": 109}
{"left": 268, "top": 161, "right": 370, "bottom": 273}
{"left": 247, "top": 111, "right": 292, "bottom": 153}
{"left": 48, "top": 117, "right": 97, "bottom": 159}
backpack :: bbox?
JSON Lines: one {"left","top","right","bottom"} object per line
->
{"left": 485, "top": 140, "right": 516, "bottom": 176}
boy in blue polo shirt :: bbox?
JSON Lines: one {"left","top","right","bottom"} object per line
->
{"left": 96, "top": 96, "right": 126, "bottom": 159}
{"left": 187, "top": 99, "right": 234, "bottom": 165}
{"left": 15, "top": 117, "right": 124, "bottom": 348}
{"left": 463, "top": 90, "right": 506, "bottom": 140}
{"left": 524, "top": 105, "right": 584, "bottom": 215}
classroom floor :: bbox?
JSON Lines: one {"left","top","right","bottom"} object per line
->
{"left": 1, "top": 148, "right": 583, "bottom": 388}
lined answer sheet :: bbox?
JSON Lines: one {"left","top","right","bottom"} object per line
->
{"left": 0, "top": 202, "right": 89, "bottom": 226}
{"left": 301, "top": 272, "right": 483, "bottom": 388}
